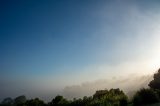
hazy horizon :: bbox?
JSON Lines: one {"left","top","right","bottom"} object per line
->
{"left": 1, "top": 0, "right": 160, "bottom": 101}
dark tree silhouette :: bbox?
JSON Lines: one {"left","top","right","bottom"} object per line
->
{"left": 133, "top": 88, "right": 159, "bottom": 106}
{"left": 49, "top": 95, "right": 69, "bottom": 106}
{"left": 0, "top": 89, "right": 128, "bottom": 106}
{"left": 149, "top": 68, "right": 160, "bottom": 89}
{"left": 93, "top": 89, "right": 109, "bottom": 99}
{"left": 25, "top": 98, "right": 46, "bottom": 106}
{"left": 14, "top": 95, "right": 26, "bottom": 106}
{"left": 1, "top": 97, "right": 14, "bottom": 105}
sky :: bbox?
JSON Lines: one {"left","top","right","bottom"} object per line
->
{"left": 1, "top": 0, "right": 160, "bottom": 101}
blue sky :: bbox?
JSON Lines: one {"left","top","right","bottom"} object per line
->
{"left": 1, "top": 0, "right": 160, "bottom": 100}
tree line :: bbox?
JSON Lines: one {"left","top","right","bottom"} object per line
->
{"left": 1, "top": 68, "right": 160, "bottom": 106}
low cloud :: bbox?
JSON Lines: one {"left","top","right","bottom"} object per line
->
{"left": 62, "top": 74, "right": 153, "bottom": 99}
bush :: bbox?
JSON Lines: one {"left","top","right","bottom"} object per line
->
{"left": 1, "top": 97, "right": 14, "bottom": 105}
{"left": 133, "top": 88, "right": 159, "bottom": 106}
{"left": 49, "top": 95, "right": 70, "bottom": 106}
{"left": 149, "top": 69, "right": 160, "bottom": 90}
{"left": 25, "top": 98, "right": 46, "bottom": 106}
{"left": 119, "top": 98, "right": 128, "bottom": 106}
{"left": 93, "top": 88, "right": 128, "bottom": 106}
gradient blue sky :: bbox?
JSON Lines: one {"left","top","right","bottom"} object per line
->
{"left": 1, "top": 0, "right": 160, "bottom": 100}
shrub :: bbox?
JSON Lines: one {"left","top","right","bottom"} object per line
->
{"left": 93, "top": 88, "right": 128, "bottom": 106}
{"left": 133, "top": 88, "right": 159, "bottom": 106}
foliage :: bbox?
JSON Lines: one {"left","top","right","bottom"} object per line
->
{"left": 1, "top": 97, "right": 14, "bottom": 105}
{"left": 14, "top": 95, "right": 26, "bottom": 106}
{"left": 0, "top": 89, "right": 128, "bottom": 106}
{"left": 92, "top": 88, "right": 128, "bottom": 106}
{"left": 25, "top": 98, "right": 46, "bottom": 106}
{"left": 149, "top": 68, "right": 160, "bottom": 90}
{"left": 132, "top": 88, "right": 159, "bottom": 106}
{"left": 49, "top": 95, "right": 70, "bottom": 106}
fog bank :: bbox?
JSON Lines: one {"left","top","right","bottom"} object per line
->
{"left": 62, "top": 74, "right": 153, "bottom": 99}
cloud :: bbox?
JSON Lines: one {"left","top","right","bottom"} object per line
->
{"left": 62, "top": 74, "right": 153, "bottom": 99}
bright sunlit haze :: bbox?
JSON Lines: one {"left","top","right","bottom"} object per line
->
{"left": 1, "top": 0, "right": 160, "bottom": 101}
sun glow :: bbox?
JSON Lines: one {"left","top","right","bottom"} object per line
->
{"left": 149, "top": 56, "right": 160, "bottom": 72}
